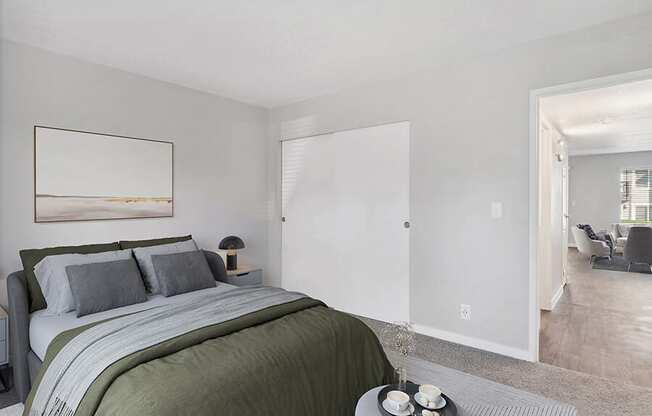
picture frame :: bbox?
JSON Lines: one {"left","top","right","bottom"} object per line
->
{"left": 34, "top": 126, "right": 174, "bottom": 222}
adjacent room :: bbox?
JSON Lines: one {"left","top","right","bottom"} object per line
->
{"left": 538, "top": 79, "right": 652, "bottom": 387}
{"left": 2, "top": 2, "right": 652, "bottom": 416}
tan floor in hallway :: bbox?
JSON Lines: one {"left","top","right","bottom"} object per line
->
{"left": 540, "top": 248, "right": 652, "bottom": 388}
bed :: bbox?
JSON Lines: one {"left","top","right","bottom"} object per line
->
{"left": 8, "top": 245, "right": 392, "bottom": 416}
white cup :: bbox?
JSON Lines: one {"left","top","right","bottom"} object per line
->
{"left": 386, "top": 390, "right": 410, "bottom": 411}
{"left": 419, "top": 384, "right": 442, "bottom": 403}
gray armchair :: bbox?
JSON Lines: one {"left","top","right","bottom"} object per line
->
{"left": 572, "top": 226, "right": 611, "bottom": 263}
{"left": 624, "top": 227, "right": 652, "bottom": 272}
{"left": 611, "top": 223, "right": 652, "bottom": 254}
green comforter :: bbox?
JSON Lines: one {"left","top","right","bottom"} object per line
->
{"left": 25, "top": 297, "right": 393, "bottom": 416}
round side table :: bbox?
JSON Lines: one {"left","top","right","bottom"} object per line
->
{"left": 355, "top": 385, "right": 385, "bottom": 415}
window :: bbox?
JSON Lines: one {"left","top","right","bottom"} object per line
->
{"left": 635, "top": 205, "right": 649, "bottom": 221}
{"left": 620, "top": 169, "right": 652, "bottom": 222}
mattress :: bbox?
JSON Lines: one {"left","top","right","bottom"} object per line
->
{"left": 29, "top": 283, "right": 236, "bottom": 361}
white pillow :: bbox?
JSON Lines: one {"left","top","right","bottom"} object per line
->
{"left": 132, "top": 240, "right": 199, "bottom": 294}
{"left": 34, "top": 249, "right": 134, "bottom": 315}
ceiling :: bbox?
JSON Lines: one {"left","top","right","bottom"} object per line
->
{"left": 541, "top": 78, "right": 652, "bottom": 156}
{"left": 3, "top": 1, "right": 652, "bottom": 108}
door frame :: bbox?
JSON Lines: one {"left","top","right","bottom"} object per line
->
{"left": 528, "top": 67, "right": 652, "bottom": 362}
{"left": 561, "top": 164, "right": 569, "bottom": 287}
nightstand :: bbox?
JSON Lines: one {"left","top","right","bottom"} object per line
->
{"left": 222, "top": 266, "right": 263, "bottom": 287}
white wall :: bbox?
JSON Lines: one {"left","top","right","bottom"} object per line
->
{"left": 267, "top": 13, "right": 652, "bottom": 358}
{"left": 569, "top": 150, "right": 652, "bottom": 241}
{"left": 0, "top": 40, "right": 269, "bottom": 307}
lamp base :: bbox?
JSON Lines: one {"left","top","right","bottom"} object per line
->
{"left": 226, "top": 253, "right": 238, "bottom": 271}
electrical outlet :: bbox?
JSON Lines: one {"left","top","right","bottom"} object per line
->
{"left": 460, "top": 304, "right": 471, "bottom": 320}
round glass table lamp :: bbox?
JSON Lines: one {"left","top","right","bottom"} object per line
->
{"left": 219, "top": 236, "right": 245, "bottom": 271}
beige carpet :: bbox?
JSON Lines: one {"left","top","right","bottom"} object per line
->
{"left": 362, "top": 317, "right": 652, "bottom": 416}
{"left": 0, "top": 403, "right": 22, "bottom": 416}
{"left": 385, "top": 350, "right": 576, "bottom": 415}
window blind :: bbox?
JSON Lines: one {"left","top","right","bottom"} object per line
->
{"left": 620, "top": 169, "right": 652, "bottom": 222}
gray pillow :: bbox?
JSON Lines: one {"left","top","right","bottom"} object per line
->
{"left": 132, "top": 240, "right": 199, "bottom": 294}
{"left": 66, "top": 258, "right": 148, "bottom": 317}
{"left": 151, "top": 251, "right": 216, "bottom": 297}
{"left": 34, "top": 249, "right": 134, "bottom": 315}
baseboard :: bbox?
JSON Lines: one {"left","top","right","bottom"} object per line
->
{"left": 412, "top": 323, "right": 532, "bottom": 362}
{"left": 550, "top": 284, "right": 564, "bottom": 310}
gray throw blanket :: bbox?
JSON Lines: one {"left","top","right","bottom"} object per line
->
{"left": 29, "top": 287, "right": 306, "bottom": 416}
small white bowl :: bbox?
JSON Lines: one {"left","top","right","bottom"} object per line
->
{"left": 415, "top": 392, "right": 446, "bottom": 410}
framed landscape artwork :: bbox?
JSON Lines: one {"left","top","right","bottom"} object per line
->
{"left": 34, "top": 126, "right": 173, "bottom": 222}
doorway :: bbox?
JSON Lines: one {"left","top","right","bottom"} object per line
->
{"left": 530, "top": 68, "right": 652, "bottom": 387}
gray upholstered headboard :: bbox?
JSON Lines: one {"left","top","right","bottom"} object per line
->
{"left": 7, "top": 270, "right": 31, "bottom": 401}
{"left": 7, "top": 249, "right": 227, "bottom": 402}
{"left": 202, "top": 250, "right": 228, "bottom": 282}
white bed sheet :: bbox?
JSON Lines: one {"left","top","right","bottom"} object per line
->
{"left": 29, "top": 283, "right": 237, "bottom": 361}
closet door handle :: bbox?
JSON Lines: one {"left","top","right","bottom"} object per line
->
{"left": 403, "top": 221, "right": 410, "bottom": 229}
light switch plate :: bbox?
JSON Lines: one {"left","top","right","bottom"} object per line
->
{"left": 491, "top": 202, "right": 503, "bottom": 219}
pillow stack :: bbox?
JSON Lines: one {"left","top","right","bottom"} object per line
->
{"left": 19, "top": 242, "right": 120, "bottom": 313}
{"left": 24, "top": 235, "right": 218, "bottom": 318}
{"left": 34, "top": 249, "right": 136, "bottom": 315}
{"left": 131, "top": 239, "right": 200, "bottom": 294}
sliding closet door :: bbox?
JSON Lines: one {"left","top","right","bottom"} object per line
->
{"left": 281, "top": 121, "right": 409, "bottom": 323}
